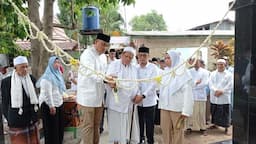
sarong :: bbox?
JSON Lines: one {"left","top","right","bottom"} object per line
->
{"left": 9, "top": 123, "right": 40, "bottom": 144}
{"left": 211, "top": 103, "right": 231, "bottom": 128}
{"left": 187, "top": 101, "right": 206, "bottom": 130}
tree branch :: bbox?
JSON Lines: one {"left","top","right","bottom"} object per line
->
{"left": 52, "top": 23, "right": 76, "bottom": 30}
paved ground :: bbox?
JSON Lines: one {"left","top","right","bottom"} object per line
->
{"left": 3, "top": 117, "right": 232, "bottom": 144}
{"left": 3, "top": 124, "right": 232, "bottom": 144}
{"left": 100, "top": 126, "right": 231, "bottom": 144}
{"left": 62, "top": 123, "right": 232, "bottom": 144}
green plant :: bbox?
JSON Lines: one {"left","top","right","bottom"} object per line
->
{"left": 210, "top": 39, "right": 234, "bottom": 65}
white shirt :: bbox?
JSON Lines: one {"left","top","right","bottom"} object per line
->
{"left": 108, "top": 57, "right": 116, "bottom": 64}
{"left": 189, "top": 67, "right": 209, "bottom": 101}
{"left": 209, "top": 70, "right": 233, "bottom": 104}
{"left": 136, "top": 62, "right": 158, "bottom": 107}
{"left": 227, "top": 66, "right": 234, "bottom": 74}
{"left": 39, "top": 79, "right": 63, "bottom": 107}
{"left": 106, "top": 60, "right": 139, "bottom": 113}
{"left": 76, "top": 47, "right": 107, "bottom": 107}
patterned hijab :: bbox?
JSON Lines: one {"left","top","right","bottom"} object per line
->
{"left": 37, "top": 56, "right": 66, "bottom": 93}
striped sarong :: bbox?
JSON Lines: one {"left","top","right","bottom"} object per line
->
{"left": 9, "top": 123, "right": 40, "bottom": 144}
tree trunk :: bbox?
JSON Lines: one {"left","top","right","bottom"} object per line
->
{"left": 38, "top": 0, "right": 54, "bottom": 77}
{"left": 28, "top": 0, "right": 43, "bottom": 79}
{"left": 28, "top": 0, "right": 54, "bottom": 79}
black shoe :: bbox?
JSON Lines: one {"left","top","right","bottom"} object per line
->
{"left": 185, "top": 128, "right": 192, "bottom": 135}
{"left": 200, "top": 129, "right": 208, "bottom": 136}
{"left": 100, "top": 128, "right": 104, "bottom": 134}
{"left": 138, "top": 139, "right": 145, "bottom": 144}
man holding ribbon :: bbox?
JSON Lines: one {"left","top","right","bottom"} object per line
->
{"left": 106, "top": 47, "right": 140, "bottom": 144}
{"left": 76, "top": 33, "right": 110, "bottom": 144}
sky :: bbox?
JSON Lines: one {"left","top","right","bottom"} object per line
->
{"left": 119, "top": 0, "right": 235, "bottom": 31}
{"left": 41, "top": 0, "right": 235, "bottom": 31}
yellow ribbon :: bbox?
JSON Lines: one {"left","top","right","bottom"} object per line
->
{"left": 70, "top": 58, "right": 79, "bottom": 66}
{"left": 154, "top": 76, "right": 162, "bottom": 84}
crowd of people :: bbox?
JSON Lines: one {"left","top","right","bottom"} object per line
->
{"left": 0, "top": 33, "right": 234, "bottom": 144}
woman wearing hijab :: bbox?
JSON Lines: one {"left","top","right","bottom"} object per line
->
{"left": 37, "top": 56, "right": 66, "bottom": 144}
{"left": 159, "top": 50, "right": 194, "bottom": 144}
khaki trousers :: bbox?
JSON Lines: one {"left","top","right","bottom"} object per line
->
{"left": 79, "top": 105, "right": 104, "bottom": 144}
{"left": 187, "top": 101, "right": 206, "bottom": 130}
{"left": 160, "top": 110, "right": 184, "bottom": 144}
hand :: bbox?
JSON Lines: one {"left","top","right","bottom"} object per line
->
{"left": 195, "top": 79, "right": 202, "bottom": 85}
{"left": 106, "top": 75, "right": 117, "bottom": 81}
{"left": 49, "top": 107, "right": 56, "bottom": 115}
{"left": 106, "top": 75, "right": 117, "bottom": 88}
{"left": 180, "top": 114, "right": 188, "bottom": 119}
{"left": 71, "top": 78, "right": 77, "bottom": 85}
{"left": 176, "top": 114, "right": 187, "bottom": 129}
{"left": 132, "top": 95, "right": 144, "bottom": 104}
{"left": 214, "top": 90, "right": 223, "bottom": 97}
{"left": 105, "top": 76, "right": 114, "bottom": 81}
{"left": 109, "top": 82, "right": 116, "bottom": 88}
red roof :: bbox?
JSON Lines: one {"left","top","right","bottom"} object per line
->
{"left": 16, "top": 19, "right": 78, "bottom": 51}
{"left": 16, "top": 39, "right": 78, "bottom": 51}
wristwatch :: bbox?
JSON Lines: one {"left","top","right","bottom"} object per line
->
{"left": 142, "top": 94, "right": 146, "bottom": 99}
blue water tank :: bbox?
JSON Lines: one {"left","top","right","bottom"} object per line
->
{"left": 82, "top": 6, "right": 100, "bottom": 30}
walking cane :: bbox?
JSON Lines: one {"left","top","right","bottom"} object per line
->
{"left": 128, "top": 104, "right": 135, "bottom": 144}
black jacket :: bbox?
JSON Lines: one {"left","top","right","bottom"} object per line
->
{"left": 1, "top": 75, "right": 38, "bottom": 128}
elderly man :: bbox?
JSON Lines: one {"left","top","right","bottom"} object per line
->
{"left": 76, "top": 33, "right": 110, "bottom": 144}
{"left": 136, "top": 46, "right": 158, "bottom": 144}
{"left": 209, "top": 59, "right": 233, "bottom": 135}
{"left": 187, "top": 60, "right": 209, "bottom": 135}
{"left": 1, "top": 56, "right": 39, "bottom": 144}
{"left": 106, "top": 47, "right": 140, "bottom": 144}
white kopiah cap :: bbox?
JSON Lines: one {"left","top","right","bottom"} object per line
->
{"left": 13, "top": 56, "right": 28, "bottom": 66}
{"left": 217, "top": 59, "right": 226, "bottom": 64}
{"left": 123, "top": 46, "right": 136, "bottom": 56}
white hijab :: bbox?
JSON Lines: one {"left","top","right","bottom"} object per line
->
{"left": 162, "top": 50, "right": 192, "bottom": 97}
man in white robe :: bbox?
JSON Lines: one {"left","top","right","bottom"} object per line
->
{"left": 76, "top": 33, "right": 110, "bottom": 144}
{"left": 199, "top": 60, "right": 212, "bottom": 124}
{"left": 209, "top": 59, "right": 233, "bottom": 135}
{"left": 106, "top": 47, "right": 140, "bottom": 144}
{"left": 187, "top": 60, "right": 209, "bottom": 135}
